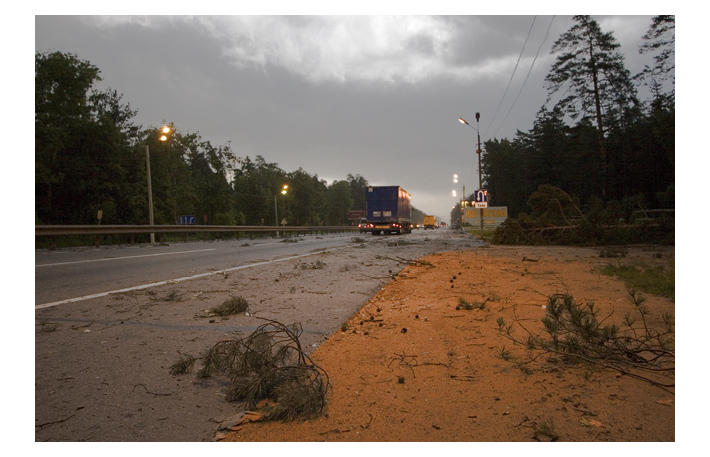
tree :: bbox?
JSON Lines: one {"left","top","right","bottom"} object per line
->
{"left": 346, "top": 174, "right": 369, "bottom": 210}
{"left": 36, "top": 51, "right": 102, "bottom": 223}
{"left": 35, "top": 51, "right": 388, "bottom": 232}
{"left": 545, "top": 16, "right": 640, "bottom": 197}
{"left": 232, "top": 156, "right": 288, "bottom": 225}
{"left": 323, "top": 180, "right": 353, "bottom": 225}
{"left": 288, "top": 168, "right": 327, "bottom": 226}
{"left": 36, "top": 51, "right": 145, "bottom": 225}
{"left": 482, "top": 137, "right": 528, "bottom": 217}
{"left": 182, "top": 132, "right": 236, "bottom": 224}
{"left": 637, "top": 15, "right": 675, "bottom": 106}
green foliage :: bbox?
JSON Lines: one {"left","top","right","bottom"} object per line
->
{"left": 35, "top": 52, "right": 374, "bottom": 233}
{"left": 213, "top": 212, "right": 236, "bottom": 226}
{"left": 637, "top": 15, "right": 675, "bottom": 99}
{"left": 497, "top": 346, "right": 513, "bottom": 361}
{"left": 533, "top": 419, "right": 559, "bottom": 442}
{"left": 498, "top": 293, "right": 675, "bottom": 391}
{"left": 476, "top": 16, "right": 673, "bottom": 231}
{"left": 287, "top": 168, "right": 327, "bottom": 226}
{"left": 323, "top": 180, "right": 353, "bottom": 225}
{"left": 599, "top": 264, "right": 674, "bottom": 299}
{"left": 490, "top": 185, "right": 674, "bottom": 246}
{"left": 546, "top": 15, "right": 640, "bottom": 127}
{"left": 347, "top": 174, "right": 369, "bottom": 211}
{"left": 35, "top": 51, "right": 142, "bottom": 225}
{"left": 456, "top": 297, "right": 486, "bottom": 310}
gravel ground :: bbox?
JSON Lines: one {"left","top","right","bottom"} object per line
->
{"left": 35, "top": 230, "right": 482, "bottom": 441}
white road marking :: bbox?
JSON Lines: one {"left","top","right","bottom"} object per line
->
{"left": 35, "top": 246, "right": 348, "bottom": 310}
{"left": 35, "top": 248, "right": 218, "bottom": 267}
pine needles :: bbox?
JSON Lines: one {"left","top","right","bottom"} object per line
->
{"left": 211, "top": 296, "right": 249, "bottom": 316}
{"left": 498, "top": 292, "right": 675, "bottom": 392}
{"left": 173, "top": 319, "right": 330, "bottom": 421}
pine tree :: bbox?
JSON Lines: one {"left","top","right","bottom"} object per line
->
{"left": 637, "top": 15, "right": 675, "bottom": 102}
{"left": 545, "top": 16, "right": 640, "bottom": 197}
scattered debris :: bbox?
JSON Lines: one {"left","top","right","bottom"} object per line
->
{"left": 181, "top": 319, "right": 331, "bottom": 422}
{"left": 209, "top": 296, "right": 249, "bottom": 317}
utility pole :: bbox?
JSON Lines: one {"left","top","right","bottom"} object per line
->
{"left": 476, "top": 112, "right": 483, "bottom": 232}
{"left": 458, "top": 113, "right": 484, "bottom": 232}
{"left": 146, "top": 145, "right": 155, "bottom": 244}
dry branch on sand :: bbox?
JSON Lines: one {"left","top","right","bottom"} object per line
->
{"left": 497, "top": 291, "right": 675, "bottom": 392}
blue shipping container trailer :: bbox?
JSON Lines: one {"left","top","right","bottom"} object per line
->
{"left": 364, "top": 186, "right": 413, "bottom": 235}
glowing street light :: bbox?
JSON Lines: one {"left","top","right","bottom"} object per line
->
{"left": 146, "top": 125, "right": 172, "bottom": 244}
{"left": 458, "top": 113, "right": 484, "bottom": 230}
{"left": 159, "top": 126, "right": 170, "bottom": 141}
{"left": 275, "top": 184, "right": 288, "bottom": 236}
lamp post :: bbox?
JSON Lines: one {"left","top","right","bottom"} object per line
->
{"left": 275, "top": 184, "right": 288, "bottom": 236}
{"left": 146, "top": 126, "right": 171, "bottom": 244}
{"left": 454, "top": 174, "right": 465, "bottom": 228}
{"left": 458, "top": 114, "right": 484, "bottom": 231}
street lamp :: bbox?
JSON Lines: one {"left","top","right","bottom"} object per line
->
{"left": 458, "top": 113, "right": 484, "bottom": 231}
{"left": 146, "top": 125, "right": 171, "bottom": 244}
{"left": 454, "top": 174, "right": 465, "bottom": 228}
{"left": 275, "top": 184, "right": 288, "bottom": 236}
{"left": 159, "top": 126, "right": 170, "bottom": 141}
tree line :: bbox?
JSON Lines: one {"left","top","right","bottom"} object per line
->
{"left": 463, "top": 15, "right": 674, "bottom": 225}
{"left": 35, "top": 51, "right": 425, "bottom": 229}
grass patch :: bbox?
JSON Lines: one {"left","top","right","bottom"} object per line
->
{"left": 463, "top": 226, "right": 496, "bottom": 242}
{"left": 533, "top": 418, "right": 559, "bottom": 442}
{"left": 456, "top": 297, "right": 486, "bottom": 310}
{"left": 599, "top": 264, "right": 674, "bottom": 299}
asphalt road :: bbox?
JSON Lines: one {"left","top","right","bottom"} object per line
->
{"left": 35, "top": 228, "right": 483, "bottom": 441}
{"left": 36, "top": 232, "right": 371, "bottom": 307}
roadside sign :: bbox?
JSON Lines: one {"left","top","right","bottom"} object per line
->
{"left": 473, "top": 190, "right": 488, "bottom": 208}
{"left": 464, "top": 206, "right": 508, "bottom": 227}
{"left": 179, "top": 215, "right": 196, "bottom": 225}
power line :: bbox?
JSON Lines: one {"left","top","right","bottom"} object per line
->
{"left": 492, "top": 16, "right": 555, "bottom": 139}
{"left": 484, "top": 16, "right": 537, "bottom": 140}
{"left": 469, "top": 17, "right": 537, "bottom": 192}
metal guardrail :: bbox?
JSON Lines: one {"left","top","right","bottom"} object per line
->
{"left": 35, "top": 225, "right": 358, "bottom": 236}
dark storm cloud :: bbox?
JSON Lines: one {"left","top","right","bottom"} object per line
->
{"left": 35, "top": 14, "right": 661, "bottom": 218}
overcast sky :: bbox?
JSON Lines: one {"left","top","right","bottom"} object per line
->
{"left": 35, "top": 11, "right": 667, "bottom": 219}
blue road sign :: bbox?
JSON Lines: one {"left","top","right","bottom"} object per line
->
{"left": 473, "top": 190, "right": 488, "bottom": 203}
{"left": 179, "top": 215, "right": 196, "bottom": 225}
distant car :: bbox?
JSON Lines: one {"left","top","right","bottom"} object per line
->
{"left": 358, "top": 218, "right": 372, "bottom": 233}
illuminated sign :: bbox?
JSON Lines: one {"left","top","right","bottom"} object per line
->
{"left": 463, "top": 206, "right": 508, "bottom": 227}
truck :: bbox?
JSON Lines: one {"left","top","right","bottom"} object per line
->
{"left": 364, "top": 186, "right": 412, "bottom": 235}
{"left": 423, "top": 215, "right": 436, "bottom": 230}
